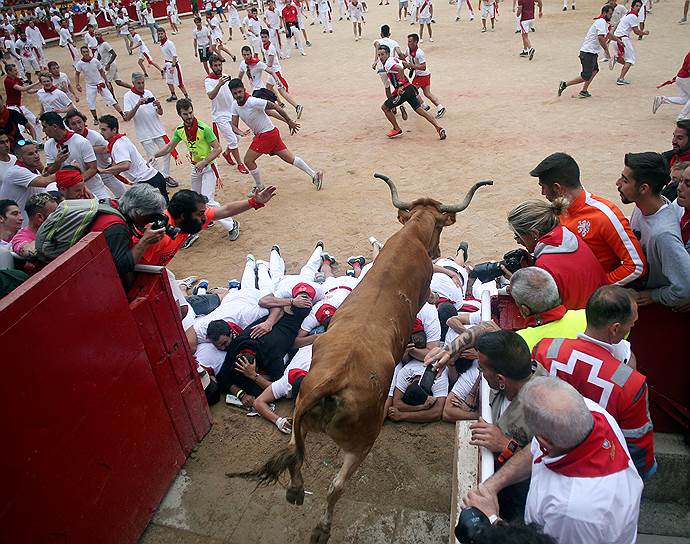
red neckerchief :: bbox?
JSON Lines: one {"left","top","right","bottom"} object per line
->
{"left": 15, "top": 159, "right": 40, "bottom": 174}
{"left": 107, "top": 133, "right": 126, "bottom": 153}
{"left": 237, "top": 92, "right": 250, "bottom": 106}
{"left": 96, "top": 36, "right": 104, "bottom": 44}
{"left": 130, "top": 85, "right": 145, "bottom": 96}
{"left": 670, "top": 148, "right": 690, "bottom": 167}
{"left": 262, "top": 40, "right": 270, "bottom": 51}
{"left": 245, "top": 56, "right": 259, "bottom": 65}
{"left": 681, "top": 210, "right": 690, "bottom": 245}
{"left": 225, "top": 321, "right": 243, "bottom": 336}
{"left": 57, "top": 130, "right": 75, "bottom": 145}
{"left": 627, "top": 8, "right": 638, "bottom": 14}
{"left": 80, "top": 55, "right": 91, "bottom": 63}
{"left": 88, "top": 30, "right": 95, "bottom": 36}
{"left": 44, "top": 85, "right": 57, "bottom": 93}
{"left": 207, "top": 71, "right": 223, "bottom": 80}
{"left": 535, "top": 411, "right": 629, "bottom": 477}
{"left": 183, "top": 118, "right": 199, "bottom": 142}
{"left": 160, "top": 37, "right": 167, "bottom": 45}
{"left": 80, "top": 127, "right": 89, "bottom": 138}
{"left": 409, "top": 45, "right": 418, "bottom": 58}
{"left": 524, "top": 304, "right": 567, "bottom": 327}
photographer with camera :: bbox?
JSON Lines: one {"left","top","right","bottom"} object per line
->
{"left": 506, "top": 198, "right": 607, "bottom": 310}
{"left": 122, "top": 72, "right": 179, "bottom": 189}
{"left": 138, "top": 186, "right": 276, "bottom": 266}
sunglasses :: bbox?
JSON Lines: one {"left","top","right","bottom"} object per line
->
{"left": 15, "top": 139, "right": 37, "bottom": 147}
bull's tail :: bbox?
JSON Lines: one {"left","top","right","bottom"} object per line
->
{"left": 226, "top": 442, "right": 301, "bottom": 486}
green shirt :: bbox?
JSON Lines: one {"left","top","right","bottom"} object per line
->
{"left": 517, "top": 309, "right": 587, "bottom": 352}
{"left": 172, "top": 120, "right": 216, "bottom": 164}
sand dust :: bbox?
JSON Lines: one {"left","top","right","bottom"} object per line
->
{"left": 32, "top": 2, "right": 685, "bottom": 540}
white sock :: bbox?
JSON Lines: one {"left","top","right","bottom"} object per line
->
{"left": 293, "top": 156, "right": 316, "bottom": 178}
{"left": 249, "top": 167, "right": 264, "bottom": 188}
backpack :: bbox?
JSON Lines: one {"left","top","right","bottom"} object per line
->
{"left": 35, "top": 199, "right": 126, "bottom": 262}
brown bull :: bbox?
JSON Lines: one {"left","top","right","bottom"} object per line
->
{"left": 229, "top": 174, "right": 492, "bottom": 543}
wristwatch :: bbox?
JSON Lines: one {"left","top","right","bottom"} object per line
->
{"left": 488, "top": 514, "right": 499, "bottom": 525}
{"left": 497, "top": 439, "right": 519, "bottom": 464}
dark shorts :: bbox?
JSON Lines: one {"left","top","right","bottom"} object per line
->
{"left": 198, "top": 46, "right": 211, "bottom": 62}
{"left": 216, "top": 5, "right": 224, "bottom": 13}
{"left": 384, "top": 84, "right": 421, "bottom": 111}
{"left": 141, "top": 171, "right": 169, "bottom": 203}
{"left": 285, "top": 21, "right": 300, "bottom": 37}
{"left": 579, "top": 51, "right": 599, "bottom": 81}
{"left": 252, "top": 88, "right": 278, "bottom": 103}
{"left": 186, "top": 293, "right": 221, "bottom": 315}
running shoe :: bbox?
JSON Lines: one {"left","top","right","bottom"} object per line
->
{"left": 166, "top": 94, "right": 178, "bottom": 102}
{"left": 222, "top": 149, "right": 236, "bottom": 165}
{"left": 296, "top": 104, "right": 304, "bottom": 118}
{"left": 481, "top": 27, "right": 487, "bottom": 32}
{"left": 436, "top": 106, "right": 445, "bottom": 118}
{"left": 528, "top": 47, "right": 535, "bottom": 60}
{"left": 321, "top": 253, "right": 337, "bottom": 265}
{"left": 438, "top": 128, "right": 447, "bottom": 140}
{"left": 400, "top": 105, "right": 408, "bottom": 120}
{"left": 313, "top": 171, "right": 323, "bottom": 190}
{"left": 166, "top": 177, "right": 179, "bottom": 187}
{"left": 679, "top": 17, "right": 688, "bottom": 23}
{"left": 271, "top": 244, "right": 281, "bottom": 255}
{"left": 228, "top": 220, "right": 241, "bottom": 241}
{"left": 616, "top": 78, "right": 630, "bottom": 85}
{"left": 387, "top": 128, "right": 403, "bottom": 138}
{"left": 237, "top": 163, "right": 249, "bottom": 174}
{"left": 519, "top": 50, "right": 529, "bottom": 57}
{"left": 558, "top": 81, "right": 567, "bottom": 96}
{"left": 456, "top": 241, "right": 469, "bottom": 263}
{"left": 347, "top": 255, "right": 366, "bottom": 268}
{"left": 562, "top": 5, "right": 567, "bottom": 9}
{"left": 228, "top": 279, "right": 241, "bottom": 290}
{"left": 181, "top": 233, "right": 200, "bottom": 249}
{"left": 316, "top": 240, "right": 324, "bottom": 249}
{"left": 178, "top": 276, "right": 198, "bottom": 289}
{"left": 306, "top": 40, "right": 312, "bottom": 46}
{"left": 429, "top": 37, "right": 434, "bottom": 42}
{"left": 609, "top": 56, "right": 616, "bottom": 70}
{"left": 193, "top": 279, "right": 209, "bottom": 295}
{"left": 578, "top": 90, "right": 591, "bottom": 98}
{"left": 652, "top": 95, "right": 663, "bottom": 114}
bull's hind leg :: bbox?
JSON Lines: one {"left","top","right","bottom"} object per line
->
{"left": 286, "top": 425, "right": 307, "bottom": 505}
{"left": 310, "top": 449, "right": 369, "bottom": 544}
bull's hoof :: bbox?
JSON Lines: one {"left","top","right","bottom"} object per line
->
{"left": 286, "top": 485, "right": 305, "bottom": 505}
{"left": 310, "top": 524, "right": 331, "bottom": 544}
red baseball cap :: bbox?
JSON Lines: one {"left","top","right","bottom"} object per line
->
{"left": 315, "top": 303, "right": 337, "bottom": 324}
{"left": 292, "top": 282, "right": 317, "bottom": 300}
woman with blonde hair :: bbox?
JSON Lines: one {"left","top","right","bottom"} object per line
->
{"left": 507, "top": 197, "right": 606, "bottom": 310}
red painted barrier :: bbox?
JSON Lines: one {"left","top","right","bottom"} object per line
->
{"left": 0, "top": 232, "right": 211, "bottom": 544}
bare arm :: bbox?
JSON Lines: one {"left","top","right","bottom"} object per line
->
{"left": 254, "top": 385, "right": 281, "bottom": 425}
{"left": 293, "top": 328, "right": 319, "bottom": 348}
{"left": 207, "top": 75, "right": 230, "bottom": 100}
{"left": 81, "top": 159, "right": 98, "bottom": 182}
{"left": 258, "top": 294, "right": 294, "bottom": 308}
{"left": 100, "top": 159, "right": 131, "bottom": 175}
{"left": 482, "top": 444, "right": 533, "bottom": 494}
{"left": 185, "top": 326, "right": 198, "bottom": 353}
{"left": 195, "top": 138, "right": 221, "bottom": 170}
{"left": 443, "top": 393, "right": 479, "bottom": 422}
{"left": 153, "top": 137, "right": 179, "bottom": 158}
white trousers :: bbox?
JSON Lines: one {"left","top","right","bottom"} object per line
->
{"left": 285, "top": 24, "right": 305, "bottom": 55}
{"left": 456, "top": 0, "right": 474, "bottom": 16}
{"left": 268, "top": 28, "right": 283, "bottom": 56}
{"left": 140, "top": 136, "right": 172, "bottom": 178}
{"left": 319, "top": 7, "right": 332, "bottom": 31}
{"left": 191, "top": 164, "right": 219, "bottom": 205}
{"left": 101, "top": 172, "right": 127, "bottom": 197}
{"left": 213, "top": 117, "right": 238, "bottom": 150}
{"left": 661, "top": 77, "right": 690, "bottom": 120}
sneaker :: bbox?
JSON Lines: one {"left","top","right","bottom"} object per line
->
{"left": 438, "top": 127, "right": 447, "bottom": 140}
{"left": 558, "top": 81, "right": 567, "bottom": 96}
{"left": 481, "top": 27, "right": 487, "bottom": 32}
{"left": 178, "top": 276, "right": 198, "bottom": 289}
{"left": 222, "top": 149, "right": 236, "bottom": 165}
{"left": 429, "top": 37, "right": 434, "bottom": 42}
{"left": 296, "top": 104, "right": 304, "bottom": 119}
{"left": 193, "top": 279, "right": 209, "bottom": 295}
{"left": 271, "top": 244, "right": 281, "bottom": 255}
{"left": 455, "top": 16, "right": 460, "bottom": 21}
{"left": 528, "top": 47, "right": 535, "bottom": 60}
{"left": 228, "top": 279, "right": 241, "bottom": 290}
{"left": 515, "top": 29, "right": 520, "bottom": 33}
{"left": 436, "top": 106, "right": 445, "bottom": 118}
{"left": 456, "top": 241, "right": 469, "bottom": 263}
{"left": 368, "top": 236, "right": 383, "bottom": 249}
{"left": 571, "top": 4, "right": 575, "bottom": 8}
{"left": 313, "top": 171, "right": 323, "bottom": 190}
{"left": 321, "top": 252, "right": 337, "bottom": 265}
{"left": 578, "top": 90, "right": 591, "bottom": 98}
{"left": 225, "top": 393, "right": 244, "bottom": 407}
{"left": 400, "top": 105, "right": 408, "bottom": 120}
{"left": 679, "top": 17, "right": 688, "bottom": 23}
{"left": 652, "top": 95, "right": 663, "bottom": 114}
{"left": 347, "top": 255, "right": 366, "bottom": 268}
{"left": 519, "top": 50, "right": 529, "bottom": 57}
{"left": 423, "top": 103, "right": 431, "bottom": 111}
{"left": 314, "top": 272, "right": 326, "bottom": 284}
{"left": 237, "top": 163, "right": 249, "bottom": 174}
{"left": 387, "top": 128, "right": 403, "bottom": 138}
{"left": 166, "top": 177, "right": 179, "bottom": 187}
{"left": 562, "top": 5, "right": 567, "bottom": 9}
{"left": 616, "top": 78, "right": 629, "bottom": 85}
{"left": 228, "top": 220, "right": 241, "bottom": 241}
{"left": 469, "top": 14, "right": 475, "bottom": 20}
{"left": 609, "top": 56, "right": 616, "bottom": 70}
{"left": 166, "top": 95, "right": 178, "bottom": 102}
{"left": 181, "top": 233, "right": 200, "bottom": 249}
{"left": 306, "top": 40, "right": 312, "bottom": 46}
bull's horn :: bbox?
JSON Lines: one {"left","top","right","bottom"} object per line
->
{"left": 374, "top": 173, "right": 413, "bottom": 210}
{"left": 439, "top": 180, "right": 494, "bottom": 213}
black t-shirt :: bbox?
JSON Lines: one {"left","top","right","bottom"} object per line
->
{"left": 0, "top": 109, "right": 29, "bottom": 148}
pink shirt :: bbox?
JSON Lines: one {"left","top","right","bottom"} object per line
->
{"left": 11, "top": 227, "right": 36, "bottom": 254}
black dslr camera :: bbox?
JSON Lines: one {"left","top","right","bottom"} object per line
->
{"left": 455, "top": 507, "right": 491, "bottom": 543}
{"left": 151, "top": 214, "right": 182, "bottom": 239}
{"left": 469, "top": 248, "right": 532, "bottom": 283}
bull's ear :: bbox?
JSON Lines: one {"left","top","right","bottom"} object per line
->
{"left": 398, "top": 209, "right": 412, "bottom": 224}
{"left": 443, "top": 213, "right": 456, "bottom": 226}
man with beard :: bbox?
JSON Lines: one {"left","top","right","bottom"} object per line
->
{"left": 662, "top": 120, "right": 690, "bottom": 169}
{"left": 214, "top": 288, "right": 315, "bottom": 407}
{"left": 139, "top": 186, "right": 276, "bottom": 266}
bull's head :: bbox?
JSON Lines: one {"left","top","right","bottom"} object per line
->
{"left": 374, "top": 173, "right": 493, "bottom": 259}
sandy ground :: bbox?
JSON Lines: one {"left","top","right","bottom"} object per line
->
{"left": 29, "top": 2, "right": 687, "bottom": 541}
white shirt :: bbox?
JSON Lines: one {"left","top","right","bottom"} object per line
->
{"left": 231, "top": 96, "right": 275, "bottom": 135}
{"left": 52, "top": 72, "right": 72, "bottom": 94}
{"left": 75, "top": 58, "right": 105, "bottom": 86}
{"left": 110, "top": 136, "right": 159, "bottom": 183}
{"left": 243, "top": 15, "right": 261, "bottom": 36}
{"left": 406, "top": 46, "right": 430, "bottom": 77}
{"left": 264, "top": 8, "right": 280, "bottom": 29}
{"left": 525, "top": 399, "right": 642, "bottom": 544}
{"left": 58, "top": 27, "right": 73, "bottom": 47}
{"left": 299, "top": 276, "right": 358, "bottom": 332}
{"left": 209, "top": 15, "right": 223, "bottom": 39}
{"left": 0, "top": 164, "right": 45, "bottom": 219}
{"left": 239, "top": 59, "right": 268, "bottom": 91}
{"left": 377, "top": 37, "right": 400, "bottom": 56}
{"left": 580, "top": 18, "right": 608, "bottom": 54}
{"left": 193, "top": 288, "right": 268, "bottom": 344}
{"left": 450, "top": 360, "right": 480, "bottom": 399}
{"left": 160, "top": 39, "right": 177, "bottom": 62}
{"left": 97, "top": 41, "right": 116, "bottom": 65}
{"left": 37, "top": 88, "right": 72, "bottom": 114}
{"left": 44, "top": 133, "right": 105, "bottom": 197}
{"left": 614, "top": 12, "right": 638, "bottom": 38}
{"left": 417, "top": 0, "right": 432, "bottom": 18}
{"left": 395, "top": 360, "right": 449, "bottom": 397}
{"left": 123, "top": 89, "right": 166, "bottom": 141}
{"left": 0, "top": 154, "right": 17, "bottom": 187}
{"left": 262, "top": 43, "right": 282, "bottom": 72}
{"left": 274, "top": 275, "right": 325, "bottom": 302}
{"left": 271, "top": 345, "right": 313, "bottom": 399}
{"left": 51, "top": 14, "right": 62, "bottom": 31}
{"left": 25, "top": 26, "right": 45, "bottom": 48}
{"left": 87, "top": 12, "right": 98, "bottom": 26}
{"left": 132, "top": 33, "right": 150, "bottom": 55}
{"left": 417, "top": 302, "right": 442, "bottom": 343}
{"left": 204, "top": 74, "right": 235, "bottom": 121}
{"left": 144, "top": 8, "right": 155, "bottom": 23}
{"left": 81, "top": 128, "right": 112, "bottom": 169}
{"left": 194, "top": 26, "right": 212, "bottom": 48}
{"left": 116, "top": 16, "right": 130, "bottom": 35}
{"left": 15, "top": 38, "right": 37, "bottom": 61}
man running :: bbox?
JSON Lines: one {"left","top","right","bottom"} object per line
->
{"left": 205, "top": 54, "right": 249, "bottom": 174}
{"left": 377, "top": 45, "right": 446, "bottom": 140}
{"left": 48, "top": 61, "right": 79, "bottom": 103}
{"left": 402, "top": 33, "right": 445, "bottom": 118}
{"left": 350, "top": 0, "right": 364, "bottom": 40}
{"left": 260, "top": 30, "right": 303, "bottom": 118}
{"left": 238, "top": 45, "right": 278, "bottom": 101}
{"left": 228, "top": 78, "right": 323, "bottom": 192}
{"left": 58, "top": 19, "right": 79, "bottom": 66}
{"left": 282, "top": 0, "right": 307, "bottom": 56}
{"left": 207, "top": 10, "right": 236, "bottom": 60}
{"left": 131, "top": 29, "right": 163, "bottom": 79}
{"left": 611, "top": 0, "right": 648, "bottom": 85}
{"left": 226, "top": 0, "right": 245, "bottom": 40}
{"left": 373, "top": 25, "right": 407, "bottom": 120}
{"left": 653, "top": 50, "right": 690, "bottom": 120}
{"left": 243, "top": 8, "right": 263, "bottom": 55}
{"left": 263, "top": 0, "right": 284, "bottom": 57}
{"left": 95, "top": 32, "right": 131, "bottom": 96}
{"left": 558, "top": 4, "right": 619, "bottom": 98}
{"left": 158, "top": 27, "right": 189, "bottom": 101}
{"left": 193, "top": 16, "right": 213, "bottom": 74}
{"left": 75, "top": 45, "right": 125, "bottom": 125}
{"left": 517, "top": 0, "right": 542, "bottom": 60}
